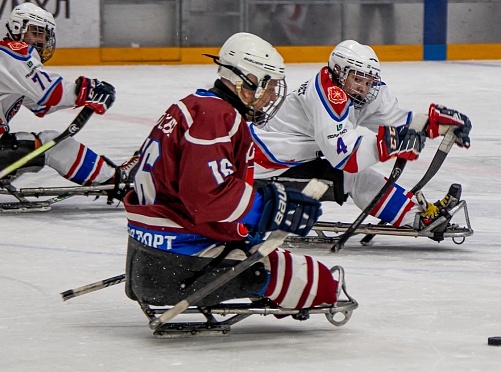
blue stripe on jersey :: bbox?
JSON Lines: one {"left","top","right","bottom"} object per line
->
{"left": 249, "top": 124, "right": 303, "bottom": 166}
{"left": 128, "top": 223, "right": 215, "bottom": 255}
{"left": 195, "top": 89, "right": 217, "bottom": 97}
{"left": 378, "top": 183, "right": 409, "bottom": 222}
{"left": 0, "top": 45, "right": 32, "bottom": 61}
{"left": 70, "top": 149, "right": 99, "bottom": 184}
{"left": 405, "top": 111, "right": 413, "bottom": 125}
{"left": 37, "top": 77, "right": 63, "bottom": 105}
{"left": 314, "top": 73, "right": 351, "bottom": 122}
{"left": 332, "top": 135, "right": 363, "bottom": 169}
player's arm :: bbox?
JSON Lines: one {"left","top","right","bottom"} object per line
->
{"left": 21, "top": 67, "right": 115, "bottom": 116}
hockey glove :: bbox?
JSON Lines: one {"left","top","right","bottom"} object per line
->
{"left": 75, "top": 76, "right": 116, "bottom": 115}
{"left": 256, "top": 183, "right": 322, "bottom": 237}
{"left": 377, "top": 125, "right": 426, "bottom": 162}
{"left": 0, "top": 124, "right": 8, "bottom": 138}
{"left": 427, "top": 104, "right": 472, "bottom": 148}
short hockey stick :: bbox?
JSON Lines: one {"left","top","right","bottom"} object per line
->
{"left": 330, "top": 157, "right": 407, "bottom": 253}
{"left": 149, "top": 178, "right": 329, "bottom": 331}
{"left": 359, "top": 128, "right": 456, "bottom": 246}
{"left": 330, "top": 115, "right": 430, "bottom": 252}
{"left": 0, "top": 107, "right": 94, "bottom": 180}
{"left": 61, "top": 274, "right": 126, "bottom": 301}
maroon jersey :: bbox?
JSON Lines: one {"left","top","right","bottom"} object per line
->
{"left": 124, "top": 89, "right": 256, "bottom": 246}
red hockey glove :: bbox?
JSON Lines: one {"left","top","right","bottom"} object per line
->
{"left": 75, "top": 77, "right": 116, "bottom": 115}
{"left": 427, "top": 104, "right": 471, "bottom": 148}
{"left": 377, "top": 125, "right": 426, "bottom": 162}
{"left": 0, "top": 124, "right": 8, "bottom": 138}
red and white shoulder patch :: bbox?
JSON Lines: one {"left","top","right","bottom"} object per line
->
{"left": 326, "top": 86, "right": 348, "bottom": 105}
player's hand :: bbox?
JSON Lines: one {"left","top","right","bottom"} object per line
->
{"left": 0, "top": 124, "right": 8, "bottom": 138}
{"left": 256, "top": 183, "right": 322, "bottom": 237}
{"left": 377, "top": 125, "right": 426, "bottom": 162}
{"left": 75, "top": 77, "right": 116, "bottom": 115}
{"left": 427, "top": 104, "right": 471, "bottom": 148}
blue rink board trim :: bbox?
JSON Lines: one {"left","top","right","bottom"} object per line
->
{"left": 423, "top": 0, "right": 447, "bottom": 61}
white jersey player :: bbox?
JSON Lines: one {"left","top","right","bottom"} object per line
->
{"left": 0, "top": 3, "right": 137, "bottom": 202}
{"left": 252, "top": 40, "right": 472, "bottom": 230}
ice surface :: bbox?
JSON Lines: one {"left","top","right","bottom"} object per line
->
{"left": 1, "top": 61, "right": 500, "bottom": 372}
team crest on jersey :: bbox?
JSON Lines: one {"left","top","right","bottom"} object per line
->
{"left": 8, "top": 41, "right": 27, "bottom": 51}
{"left": 327, "top": 86, "right": 347, "bottom": 105}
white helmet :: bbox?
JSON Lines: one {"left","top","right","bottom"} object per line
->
{"left": 205, "top": 32, "right": 287, "bottom": 126}
{"left": 328, "top": 40, "right": 381, "bottom": 109}
{"left": 7, "top": 3, "right": 56, "bottom": 63}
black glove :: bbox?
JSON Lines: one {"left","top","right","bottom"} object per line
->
{"left": 256, "top": 183, "right": 322, "bottom": 237}
{"left": 75, "top": 76, "right": 116, "bottom": 115}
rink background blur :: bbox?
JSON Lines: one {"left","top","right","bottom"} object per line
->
{"left": 1, "top": 61, "right": 500, "bottom": 371}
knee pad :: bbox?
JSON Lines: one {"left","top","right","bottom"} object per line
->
{"left": 36, "top": 130, "right": 59, "bottom": 144}
{"left": 0, "top": 132, "right": 44, "bottom": 176}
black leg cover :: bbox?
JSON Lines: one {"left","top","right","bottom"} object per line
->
{"left": 254, "top": 158, "right": 348, "bottom": 205}
{"left": 125, "top": 237, "right": 268, "bottom": 306}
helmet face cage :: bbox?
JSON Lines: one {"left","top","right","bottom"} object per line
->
{"left": 329, "top": 40, "right": 381, "bottom": 109}
{"left": 337, "top": 68, "right": 380, "bottom": 109}
{"left": 248, "top": 78, "right": 287, "bottom": 127}
{"left": 23, "top": 24, "right": 56, "bottom": 63}
{"left": 7, "top": 3, "right": 56, "bottom": 63}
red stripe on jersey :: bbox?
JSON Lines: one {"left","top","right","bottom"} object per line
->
{"left": 296, "top": 255, "right": 314, "bottom": 309}
{"left": 36, "top": 82, "right": 64, "bottom": 117}
{"left": 85, "top": 156, "right": 105, "bottom": 185}
{"left": 254, "top": 144, "right": 289, "bottom": 170}
{"left": 65, "top": 144, "right": 85, "bottom": 179}
{"left": 342, "top": 147, "right": 360, "bottom": 173}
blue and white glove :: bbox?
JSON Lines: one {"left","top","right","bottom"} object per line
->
{"left": 256, "top": 183, "right": 322, "bottom": 237}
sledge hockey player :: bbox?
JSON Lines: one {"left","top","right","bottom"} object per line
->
{"left": 124, "top": 32, "right": 352, "bottom": 332}
{"left": 251, "top": 39, "right": 472, "bottom": 236}
{"left": 0, "top": 3, "right": 137, "bottom": 203}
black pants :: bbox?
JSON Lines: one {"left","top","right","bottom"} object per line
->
{"left": 254, "top": 158, "right": 347, "bottom": 205}
{"left": 0, "top": 133, "right": 44, "bottom": 177}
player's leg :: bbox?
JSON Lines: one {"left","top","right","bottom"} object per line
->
{"left": 0, "top": 132, "right": 45, "bottom": 178}
{"left": 125, "top": 238, "right": 267, "bottom": 307}
{"left": 263, "top": 248, "right": 339, "bottom": 308}
{"left": 38, "top": 130, "right": 139, "bottom": 200}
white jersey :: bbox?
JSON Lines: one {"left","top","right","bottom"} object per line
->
{"left": 0, "top": 39, "right": 77, "bottom": 130}
{"left": 252, "top": 66, "right": 412, "bottom": 178}
{"left": 0, "top": 39, "right": 115, "bottom": 186}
